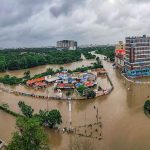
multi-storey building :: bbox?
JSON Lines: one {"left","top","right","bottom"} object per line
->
{"left": 57, "top": 40, "right": 77, "bottom": 50}
{"left": 116, "top": 41, "right": 125, "bottom": 50}
{"left": 115, "top": 41, "right": 126, "bottom": 70}
{"left": 125, "top": 35, "right": 150, "bottom": 78}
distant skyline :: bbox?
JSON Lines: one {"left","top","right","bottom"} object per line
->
{"left": 0, "top": 0, "right": 150, "bottom": 48}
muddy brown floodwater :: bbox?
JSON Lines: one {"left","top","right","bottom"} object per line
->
{"left": 0, "top": 54, "right": 150, "bottom": 150}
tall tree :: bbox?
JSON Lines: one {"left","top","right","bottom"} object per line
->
{"left": 23, "top": 70, "right": 31, "bottom": 79}
{"left": 7, "top": 117, "right": 49, "bottom": 150}
{"left": 38, "top": 109, "right": 62, "bottom": 128}
{"left": 18, "top": 101, "right": 34, "bottom": 118}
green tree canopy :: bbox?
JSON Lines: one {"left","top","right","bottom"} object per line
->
{"left": 7, "top": 117, "right": 49, "bottom": 150}
{"left": 85, "top": 90, "right": 96, "bottom": 99}
{"left": 18, "top": 101, "right": 62, "bottom": 128}
{"left": 23, "top": 70, "right": 31, "bottom": 79}
{"left": 18, "top": 101, "right": 34, "bottom": 118}
{"left": 37, "top": 109, "right": 62, "bottom": 128}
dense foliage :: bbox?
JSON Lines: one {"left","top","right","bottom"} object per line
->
{"left": 23, "top": 70, "right": 31, "bottom": 79}
{"left": 7, "top": 117, "right": 49, "bottom": 150}
{"left": 36, "top": 110, "right": 62, "bottom": 128}
{"left": 86, "top": 90, "right": 96, "bottom": 99}
{"left": 0, "top": 57, "right": 103, "bottom": 85}
{"left": 77, "top": 85, "right": 96, "bottom": 99}
{"left": 81, "top": 51, "right": 96, "bottom": 59}
{"left": 1, "top": 102, "right": 62, "bottom": 150}
{"left": 95, "top": 46, "right": 115, "bottom": 61}
{"left": 77, "top": 85, "right": 87, "bottom": 96}
{"left": 18, "top": 101, "right": 62, "bottom": 128}
{"left": 0, "top": 101, "right": 62, "bottom": 129}
{"left": 0, "top": 75, "right": 22, "bottom": 85}
{"left": 78, "top": 46, "right": 115, "bottom": 61}
{"left": 0, "top": 48, "right": 82, "bottom": 71}
{"left": 72, "top": 62, "right": 103, "bottom": 73}
{"left": 18, "top": 101, "right": 34, "bottom": 118}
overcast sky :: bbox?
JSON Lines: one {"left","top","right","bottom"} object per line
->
{"left": 0, "top": 0, "right": 149, "bottom": 48}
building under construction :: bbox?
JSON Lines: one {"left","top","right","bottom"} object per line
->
{"left": 125, "top": 35, "right": 150, "bottom": 78}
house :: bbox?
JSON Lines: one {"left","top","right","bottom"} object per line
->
{"left": 56, "top": 83, "right": 75, "bottom": 89}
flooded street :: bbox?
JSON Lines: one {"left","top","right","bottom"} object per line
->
{"left": 0, "top": 55, "right": 150, "bottom": 150}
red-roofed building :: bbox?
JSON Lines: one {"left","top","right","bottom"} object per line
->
{"left": 56, "top": 83, "right": 75, "bottom": 89}
{"left": 84, "top": 81, "right": 95, "bottom": 87}
{"left": 26, "top": 77, "right": 45, "bottom": 86}
{"left": 34, "top": 82, "right": 47, "bottom": 87}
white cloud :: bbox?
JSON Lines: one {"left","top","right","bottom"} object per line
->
{"left": 0, "top": 0, "right": 150, "bottom": 47}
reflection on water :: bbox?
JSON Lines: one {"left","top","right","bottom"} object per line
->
{"left": 0, "top": 55, "right": 150, "bottom": 150}
{"left": 126, "top": 83, "right": 150, "bottom": 108}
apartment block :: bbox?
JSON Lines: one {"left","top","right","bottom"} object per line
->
{"left": 57, "top": 40, "right": 77, "bottom": 50}
{"left": 125, "top": 35, "right": 150, "bottom": 77}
